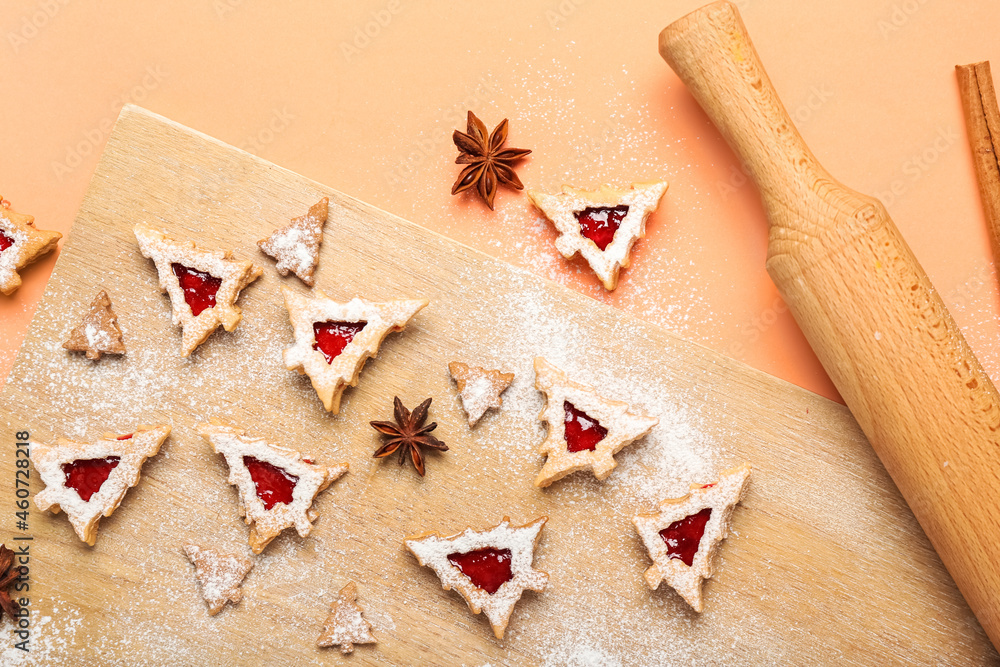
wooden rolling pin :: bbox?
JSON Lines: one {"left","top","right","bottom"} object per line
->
{"left": 660, "top": 1, "right": 1000, "bottom": 649}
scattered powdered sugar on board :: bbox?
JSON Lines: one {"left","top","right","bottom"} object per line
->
{"left": 543, "top": 643, "right": 622, "bottom": 667}
{"left": 83, "top": 323, "right": 113, "bottom": 350}
{"left": 1, "top": 606, "right": 83, "bottom": 666}
{"left": 14, "top": 272, "right": 326, "bottom": 438}
{"left": 265, "top": 225, "right": 315, "bottom": 275}
{"left": 183, "top": 544, "right": 253, "bottom": 614}
{"left": 365, "top": 606, "right": 396, "bottom": 634}
{"left": 382, "top": 53, "right": 713, "bottom": 350}
{"left": 5, "top": 268, "right": 365, "bottom": 663}
{"left": 460, "top": 375, "right": 499, "bottom": 422}
{"left": 7, "top": 246, "right": 745, "bottom": 665}
{"left": 454, "top": 262, "right": 719, "bottom": 494}
{"left": 0, "top": 106, "right": 973, "bottom": 665}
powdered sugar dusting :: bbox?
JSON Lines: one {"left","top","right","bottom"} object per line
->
{"left": 258, "top": 197, "right": 327, "bottom": 287}
{"left": 464, "top": 376, "right": 497, "bottom": 418}
{"left": 1, "top": 607, "right": 84, "bottom": 666}
{"left": 453, "top": 262, "right": 718, "bottom": 493}
{"left": 83, "top": 324, "right": 111, "bottom": 349}
{"left": 2, "top": 105, "right": 984, "bottom": 664}
{"left": 449, "top": 361, "right": 514, "bottom": 426}
{"left": 317, "top": 582, "right": 377, "bottom": 653}
{"left": 543, "top": 643, "right": 622, "bottom": 667}
{"left": 269, "top": 226, "right": 313, "bottom": 270}
{"left": 183, "top": 544, "right": 254, "bottom": 615}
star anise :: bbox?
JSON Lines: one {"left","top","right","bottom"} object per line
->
{"left": 0, "top": 544, "right": 21, "bottom": 621}
{"left": 451, "top": 111, "right": 531, "bottom": 210}
{"left": 371, "top": 397, "right": 448, "bottom": 476}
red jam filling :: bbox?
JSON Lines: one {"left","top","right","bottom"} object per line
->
{"left": 563, "top": 401, "right": 607, "bottom": 452}
{"left": 116, "top": 433, "right": 133, "bottom": 440}
{"left": 312, "top": 321, "right": 367, "bottom": 364}
{"left": 447, "top": 548, "right": 513, "bottom": 594}
{"left": 0, "top": 230, "right": 14, "bottom": 254}
{"left": 171, "top": 263, "right": 222, "bottom": 316}
{"left": 573, "top": 205, "right": 629, "bottom": 251}
{"left": 659, "top": 507, "right": 712, "bottom": 567}
{"left": 243, "top": 456, "right": 298, "bottom": 510}
{"left": 62, "top": 457, "right": 121, "bottom": 502}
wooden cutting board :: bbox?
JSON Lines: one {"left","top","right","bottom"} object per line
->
{"left": 0, "top": 105, "right": 994, "bottom": 665}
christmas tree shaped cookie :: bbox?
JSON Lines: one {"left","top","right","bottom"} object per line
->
{"left": 258, "top": 197, "right": 328, "bottom": 286}
{"left": 30, "top": 425, "right": 171, "bottom": 545}
{"left": 632, "top": 464, "right": 751, "bottom": 612}
{"left": 317, "top": 581, "right": 377, "bottom": 654}
{"left": 281, "top": 285, "right": 428, "bottom": 414}
{"left": 405, "top": 516, "right": 548, "bottom": 639}
{"left": 533, "top": 357, "right": 658, "bottom": 487}
{"left": 62, "top": 289, "right": 126, "bottom": 360}
{"left": 527, "top": 181, "right": 668, "bottom": 290}
{"left": 198, "top": 422, "right": 348, "bottom": 554}
{"left": 183, "top": 544, "right": 254, "bottom": 616}
{"left": 448, "top": 361, "right": 514, "bottom": 426}
{"left": 0, "top": 200, "right": 62, "bottom": 295}
{"left": 134, "top": 224, "right": 263, "bottom": 356}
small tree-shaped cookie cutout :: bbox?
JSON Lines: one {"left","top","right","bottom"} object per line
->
{"left": 0, "top": 200, "right": 62, "bottom": 295}
{"left": 633, "top": 464, "right": 752, "bottom": 611}
{"left": 183, "top": 544, "right": 254, "bottom": 616}
{"left": 317, "top": 582, "right": 377, "bottom": 654}
{"left": 198, "top": 422, "right": 348, "bottom": 554}
{"left": 527, "top": 181, "right": 668, "bottom": 290}
{"left": 533, "top": 357, "right": 658, "bottom": 487}
{"left": 449, "top": 361, "right": 514, "bottom": 426}
{"left": 259, "top": 197, "right": 328, "bottom": 286}
{"left": 63, "top": 289, "right": 126, "bottom": 360}
{"left": 30, "top": 425, "right": 171, "bottom": 545}
{"left": 281, "top": 285, "right": 428, "bottom": 414}
{"left": 134, "top": 224, "right": 262, "bottom": 356}
{"left": 405, "top": 516, "right": 548, "bottom": 639}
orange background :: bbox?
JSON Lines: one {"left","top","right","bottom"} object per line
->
{"left": 4, "top": 0, "right": 1000, "bottom": 403}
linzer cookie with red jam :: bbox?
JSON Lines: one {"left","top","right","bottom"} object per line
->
{"left": 134, "top": 224, "right": 262, "bottom": 356}
{"left": 62, "top": 289, "right": 126, "bottom": 360}
{"left": 448, "top": 361, "right": 514, "bottom": 427}
{"left": 258, "top": 197, "right": 328, "bottom": 286}
{"left": 533, "top": 357, "right": 658, "bottom": 488}
{"left": 527, "top": 181, "right": 668, "bottom": 290}
{"left": 281, "top": 285, "right": 428, "bottom": 414}
{"left": 198, "top": 421, "right": 348, "bottom": 554}
{"left": 405, "top": 517, "right": 548, "bottom": 640}
{"left": 0, "top": 200, "right": 62, "bottom": 295}
{"left": 183, "top": 544, "right": 254, "bottom": 616}
{"left": 632, "top": 464, "right": 752, "bottom": 612}
{"left": 30, "top": 425, "right": 171, "bottom": 545}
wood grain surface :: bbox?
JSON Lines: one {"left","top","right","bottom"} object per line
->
{"left": 0, "top": 106, "right": 994, "bottom": 665}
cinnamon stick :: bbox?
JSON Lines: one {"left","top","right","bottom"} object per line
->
{"left": 957, "top": 61, "right": 1000, "bottom": 272}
